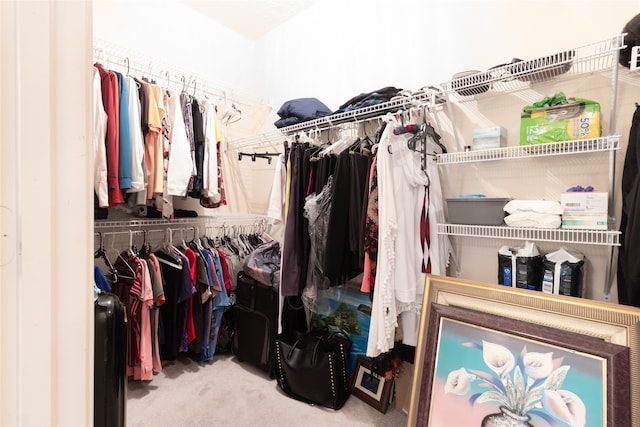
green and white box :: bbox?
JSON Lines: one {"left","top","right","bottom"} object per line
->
{"left": 561, "top": 213, "right": 608, "bottom": 230}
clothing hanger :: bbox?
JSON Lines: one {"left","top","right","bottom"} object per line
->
{"left": 139, "top": 230, "right": 152, "bottom": 257}
{"left": 157, "top": 228, "right": 183, "bottom": 269}
{"left": 124, "top": 57, "right": 130, "bottom": 77}
{"left": 94, "top": 48, "right": 106, "bottom": 66}
{"left": 116, "top": 247, "right": 136, "bottom": 281}
{"left": 94, "top": 232, "right": 118, "bottom": 283}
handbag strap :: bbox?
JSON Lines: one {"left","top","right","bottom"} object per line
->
{"left": 285, "top": 333, "right": 331, "bottom": 366}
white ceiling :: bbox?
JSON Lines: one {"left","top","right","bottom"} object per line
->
{"left": 179, "top": 0, "right": 318, "bottom": 40}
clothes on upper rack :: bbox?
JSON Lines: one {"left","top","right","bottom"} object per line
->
{"left": 333, "top": 86, "right": 403, "bottom": 114}
{"left": 274, "top": 98, "right": 333, "bottom": 128}
{"left": 92, "top": 62, "right": 227, "bottom": 218}
{"left": 93, "top": 67, "right": 109, "bottom": 208}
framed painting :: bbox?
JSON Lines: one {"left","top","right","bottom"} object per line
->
{"left": 417, "top": 303, "right": 628, "bottom": 426}
{"left": 350, "top": 356, "right": 394, "bottom": 414}
{"left": 408, "top": 275, "right": 640, "bottom": 426}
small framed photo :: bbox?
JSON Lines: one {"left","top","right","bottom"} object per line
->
{"left": 351, "top": 356, "right": 393, "bottom": 414}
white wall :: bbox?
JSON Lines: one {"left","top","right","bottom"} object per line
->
{"left": 256, "top": 0, "right": 639, "bottom": 124}
{"left": 93, "top": 0, "right": 260, "bottom": 98}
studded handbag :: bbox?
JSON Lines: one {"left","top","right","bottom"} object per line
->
{"left": 274, "top": 330, "right": 352, "bottom": 410}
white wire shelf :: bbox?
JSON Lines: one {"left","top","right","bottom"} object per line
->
{"left": 438, "top": 223, "right": 620, "bottom": 246}
{"left": 440, "top": 34, "right": 626, "bottom": 98}
{"left": 229, "top": 88, "right": 445, "bottom": 149}
{"left": 94, "top": 215, "right": 268, "bottom": 230}
{"left": 436, "top": 135, "right": 620, "bottom": 164}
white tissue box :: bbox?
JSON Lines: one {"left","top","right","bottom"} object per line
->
{"left": 560, "top": 192, "right": 608, "bottom": 214}
{"left": 472, "top": 126, "right": 507, "bottom": 151}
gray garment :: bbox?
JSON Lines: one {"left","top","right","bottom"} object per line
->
{"left": 145, "top": 258, "right": 164, "bottom": 302}
{"left": 302, "top": 176, "right": 333, "bottom": 312}
{"left": 180, "top": 92, "right": 196, "bottom": 191}
{"left": 281, "top": 146, "right": 303, "bottom": 297}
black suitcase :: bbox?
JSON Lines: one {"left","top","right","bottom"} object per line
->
{"left": 232, "top": 271, "right": 279, "bottom": 376}
{"left": 94, "top": 292, "right": 127, "bottom": 427}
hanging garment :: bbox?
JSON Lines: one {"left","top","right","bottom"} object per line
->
{"left": 166, "top": 90, "right": 193, "bottom": 197}
{"left": 181, "top": 247, "right": 198, "bottom": 352}
{"left": 92, "top": 67, "right": 109, "bottom": 208}
{"left": 323, "top": 149, "right": 370, "bottom": 284}
{"left": 281, "top": 145, "right": 305, "bottom": 296}
{"left": 190, "top": 98, "right": 205, "bottom": 196}
{"left": 125, "top": 76, "right": 146, "bottom": 193}
{"left": 302, "top": 175, "right": 334, "bottom": 312}
{"left": 202, "top": 99, "right": 219, "bottom": 199}
{"left": 112, "top": 252, "right": 143, "bottom": 368}
{"left": 134, "top": 79, "right": 150, "bottom": 207}
{"left": 361, "top": 157, "right": 379, "bottom": 295}
{"left": 144, "top": 255, "right": 164, "bottom": 374}
{"left": 618, "top": 104, "right": 640, "bottom": 307}
{"left": 180, "top": 92, "right": 197, "bottom": 192}
{"left": 148, "top": 83, "right": 165, "bottom": 198}
{"left": 155, "top": 250, "right": 187, "bottom": 361}
{"left": 267, "top": 154, "right": 287, "bottom": 225}
{"left": 115, "top": 72, "right": 132, "bottom": 191}
{"left": 131, "top": 261, "right": 153, "bottom": 381}
{"left": 366, "top": 124, "right": 452, "bottom": 356}
{"left": 158, "top": 89, "right": 174, "bottom": 219}
{"left": 94, "top": 63, "right": 124, "bottom": 206}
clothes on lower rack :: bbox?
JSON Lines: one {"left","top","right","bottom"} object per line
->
{"left": 95, "top": 227, "right": 269, "bottom": 380}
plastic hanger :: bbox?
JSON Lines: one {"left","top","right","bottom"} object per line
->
{"left": 157, "top": 228, "right": 183, "bottom": 269}
{"left": 94, "top": 232, "right": 118, "bottom": 283}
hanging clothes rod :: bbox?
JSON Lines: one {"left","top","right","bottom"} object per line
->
{"left": 93, "top": 38, "right": 267, "bottom": 108}
{"left": 94, "top": 215, "right": 268, "bottom": 230}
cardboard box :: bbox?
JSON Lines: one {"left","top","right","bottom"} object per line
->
{"left": 561, "top": 213, "right": 608, "bottom": 230}
{"left": 520, "top": 97, "right": 601, "bottom": 145}
{"left": 473, "top": 126, "right": 507, "bottom": 151}
{"left": 560, "top": 192, "right": 608, "bottom": 214}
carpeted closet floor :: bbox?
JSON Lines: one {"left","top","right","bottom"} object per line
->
{"left": 126, "top": 353, "right": 408, "bottom": 427}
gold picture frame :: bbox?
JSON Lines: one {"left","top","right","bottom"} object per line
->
{"left": 407, "top": 274, "right": 640, "bottom": 426}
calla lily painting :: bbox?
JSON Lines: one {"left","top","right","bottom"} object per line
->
{"left": 431, "top": 318, "right": 605, "bottom": 426}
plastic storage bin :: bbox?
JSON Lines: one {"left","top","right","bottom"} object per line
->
{"left": 447, "top": 198, "right": 510, "bottom": 225}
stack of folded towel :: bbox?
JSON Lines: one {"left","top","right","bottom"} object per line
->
{"left": 503, "top": 200, "right": 563, "bottom": 228}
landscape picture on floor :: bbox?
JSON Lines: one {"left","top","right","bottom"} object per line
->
{"left": 311, "top": 286, "right": 371, "bottom": 374}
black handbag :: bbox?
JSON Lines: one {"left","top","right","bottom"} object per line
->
{"left": 274, "top": 330, "right": 352, "bottom": 409}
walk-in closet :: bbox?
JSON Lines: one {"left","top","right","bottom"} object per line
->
{"left": 3, "top": 1, "right": 640, "bottom": 426}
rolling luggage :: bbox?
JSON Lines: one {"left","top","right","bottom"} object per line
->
{"left": 94, "top": 292, "right": 127, "bottom": 427}
{"left": 232, "top": 271, "right": 279, "bottom": 376}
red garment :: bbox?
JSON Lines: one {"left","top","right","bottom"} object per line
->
{"left": 183, "top": 248, "right": 198, "bottom": 345}
{"left": 94, "top": 63, "right": 124, "bottom": 205}
{"left": 215, "top": 248, "right": 232, "bottom": 292}
{"left": 421, "top": 189, "right": 431, "bottom": 274}
{"left": 113, "top": 253, "right": 143, "bottom": 368}
{"left": 94, "top": 63, "right": 124, "bottom": 206}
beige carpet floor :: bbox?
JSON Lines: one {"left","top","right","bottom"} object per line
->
{"left": 126, "top": 353, "right": 409, "bottom": 427}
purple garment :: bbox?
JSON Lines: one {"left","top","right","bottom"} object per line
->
{"left": 178, "top": 253, "right": 195, "bottom": 353}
